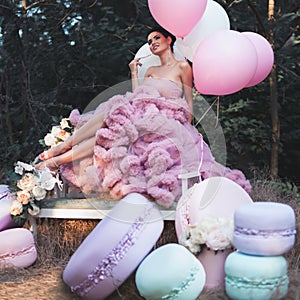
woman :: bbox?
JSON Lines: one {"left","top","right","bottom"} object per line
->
{"left": 37, "top": 27, "right": 251, "bottom": 208}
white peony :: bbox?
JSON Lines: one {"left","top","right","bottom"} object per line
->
{"left": 51, "top": 126, "right": 61, "bottom": 136}
{"left": 60, "top": 118, "right": 71, "bottom": 129}
{"left": 32, "top": 186, "right": 47, "bottom": 200}
{"left": 188, "top": 224, "right": 208, "bottom": 245}
{"left": 16, "top": 190, "right": 31, "bottom": 205}
{"left": 197, "top": 216, "right": 220, "bottom": 233}
{"left": 206, "top": 229, "right": 232, "bottom": 251}
{"left": 15, "top": 161, "right": 34, "bottom": 174}
{"left": 38, "top": 170, "right": 57, "bottom": 190}
{"left": 180, "top": 215, "right": 234, "bottom": 253}
{"left": 184, "top": 239, "right": 202, "bottom": 254}
{"left": 10, "top": 200, "right": 23, "bottom": 216}
{"left": 18, "top": 161, "right": 34, "bottom": 171}
{"left": 17, "top": 173, "right": 36, "bottom": 192}
{"left": 14, "top": 165, "right": 24, "bottom": 175}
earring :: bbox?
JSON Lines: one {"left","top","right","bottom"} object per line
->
{"left": 167, "top": 47, "right": 171, "bottom": 66}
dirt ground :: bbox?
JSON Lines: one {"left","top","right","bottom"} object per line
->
{"left": 0, "top": 259, "right": 300, "bottom": 300}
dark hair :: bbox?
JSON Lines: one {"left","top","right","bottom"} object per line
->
{"left": 147, "top": 26, "right": 176, "bottom": 52}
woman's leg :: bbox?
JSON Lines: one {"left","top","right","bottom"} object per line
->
{"left": 37, "top": 136, "right": 96, "bottom": 170}
{"left": 40, "top": 112, "right": 105, "bottom": 160}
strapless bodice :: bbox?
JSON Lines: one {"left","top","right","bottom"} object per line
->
{"left": 142, "top": 77, "right": 183, "bottom": 99}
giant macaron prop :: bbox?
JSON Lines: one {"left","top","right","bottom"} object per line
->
{"left": 225, "top": 251, "right": 289, "bottom": 300}
{"left": 0, "top": 228, "right": 37, "bottom": 268}
{"left": 63, "top": 193, "right": 164, "bottom": 300}
{"left": 233, "top": 201, "right": 296, "bottom": 256}
{"left": 224, "top": 201, "right": 296, "bottom": 299}
{"left": 0, "top": 184, "right": 20, "bottom": 231}
{"left": 135, "top": 243, "right": 206, "bottom": 300}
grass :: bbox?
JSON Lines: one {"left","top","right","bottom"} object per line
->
{"left": 0, "top": 174, "right": 299, "bottom": 299}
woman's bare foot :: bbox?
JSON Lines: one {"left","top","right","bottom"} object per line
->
{"left": 35, "top": 158, "right": 60, "bottom": 172}
{"left": 39, "top": 138, "right": 73, "bottom": 161}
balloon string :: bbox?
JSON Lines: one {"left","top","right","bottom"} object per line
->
{"left": 215, "top": 96, "right": 220, "bottom": 128}
{"left": 178, "top": 37, "right": 189, "bottom": 61}
{"left": 194, "top": 96, "right": 219, "bottom": 127}
{"left": 197, "top": 134, "right": 204, "bottom": 182}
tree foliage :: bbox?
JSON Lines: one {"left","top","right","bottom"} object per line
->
{"left": 0, "top": 0, "right": 299, "bottom": 183}
{"left": 209, "top": 0, "right": 300, "bottom": 181}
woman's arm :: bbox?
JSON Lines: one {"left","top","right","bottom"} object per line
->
{"left": 129, "top": 58, "right": 142, "bottom": 91}
{"left": 180, "top": 61, "right": 194, "bottom": 123}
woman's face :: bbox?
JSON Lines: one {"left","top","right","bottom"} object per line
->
{"left": 147, "top": 31, "right": 170, "bottom": 55}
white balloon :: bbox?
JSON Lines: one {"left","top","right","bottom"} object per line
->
{"left": 134, "top": 41, "right": 185, "bottom": 84}
{"left": 176, "top": 0, "right": 230, "bottom": 61}
{"left": 134, "top": 44, "right": 160, "bottom": 83}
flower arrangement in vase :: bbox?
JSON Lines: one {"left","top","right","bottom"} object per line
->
{"left": 179, "top": 215, "right": 234, "bottom": 289}
{"left": 179, "top": 215, "right": 234, "bottom": 254}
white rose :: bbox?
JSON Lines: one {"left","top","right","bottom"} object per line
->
{"left": 44, "top": 133, "right": 56, "bottom": 147}
{"left": 206, "top": 229, "right": 232, "bottom": 251}
{"left": 10, "top": 200, "right": 23, "bottom": 216}
{"left": 60, "top": 118, "right": 71, "bottom": 129}
{"left": 32, "top": 186, "right": 47, "bottom": 200}
{"left": 51, "top": 126, "right": 61, "bottom": 136}
{"left": 17, "top": 173, "right": 36, "bottom": 191}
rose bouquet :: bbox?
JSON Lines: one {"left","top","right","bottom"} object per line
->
{"left": 10, "top": 161, "right": 62, "bottom": 224}
{"left": 179, "top": 215, "right": 234, "bottom": 254}
{"left": 40, "top": 117, "right": 73, "bottom": 148}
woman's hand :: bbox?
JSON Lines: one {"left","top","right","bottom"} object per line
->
{"left": 128, "top": 58, "right": 142, "bottom": 76}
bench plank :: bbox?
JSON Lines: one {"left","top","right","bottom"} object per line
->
{"left": 37, "top": 197, "right": 176, "bottom": 220}
{"left": 30, "top": 197, "right": 177, "bottom": 240}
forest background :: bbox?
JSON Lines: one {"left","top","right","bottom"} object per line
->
{"left": 0, "top": 0, "right": 299, "bottom": 190}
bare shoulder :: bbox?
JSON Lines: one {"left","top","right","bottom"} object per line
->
{"left": 144, "top": 65, "right": 156, "bottom": 77}
{"left": 178, "top": 60, "right": 192, "bottom": 71}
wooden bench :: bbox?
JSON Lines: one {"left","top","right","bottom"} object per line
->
{"left": 29, "top": 171, "right": 199, "bottom": 240}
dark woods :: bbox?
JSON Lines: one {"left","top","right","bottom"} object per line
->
{"left": 0, "top": 0, "right": 299, "bottom": 184}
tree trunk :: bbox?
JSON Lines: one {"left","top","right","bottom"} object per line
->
{"left": 268, "top": 0, "right": 279, "bottom": 179}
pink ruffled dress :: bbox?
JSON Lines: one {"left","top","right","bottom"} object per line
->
{"left": 61, "top": 78, "right": 251, "bottom": 208}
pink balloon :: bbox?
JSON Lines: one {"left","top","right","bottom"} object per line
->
{"left": 242, "top": 32, "right": 274, "bottom": 87}
{"left": 148, "top": 0, "right": 208, "bottom": 38}
{"left": 193, "top": 30, "right": 258, "bottom": 95}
